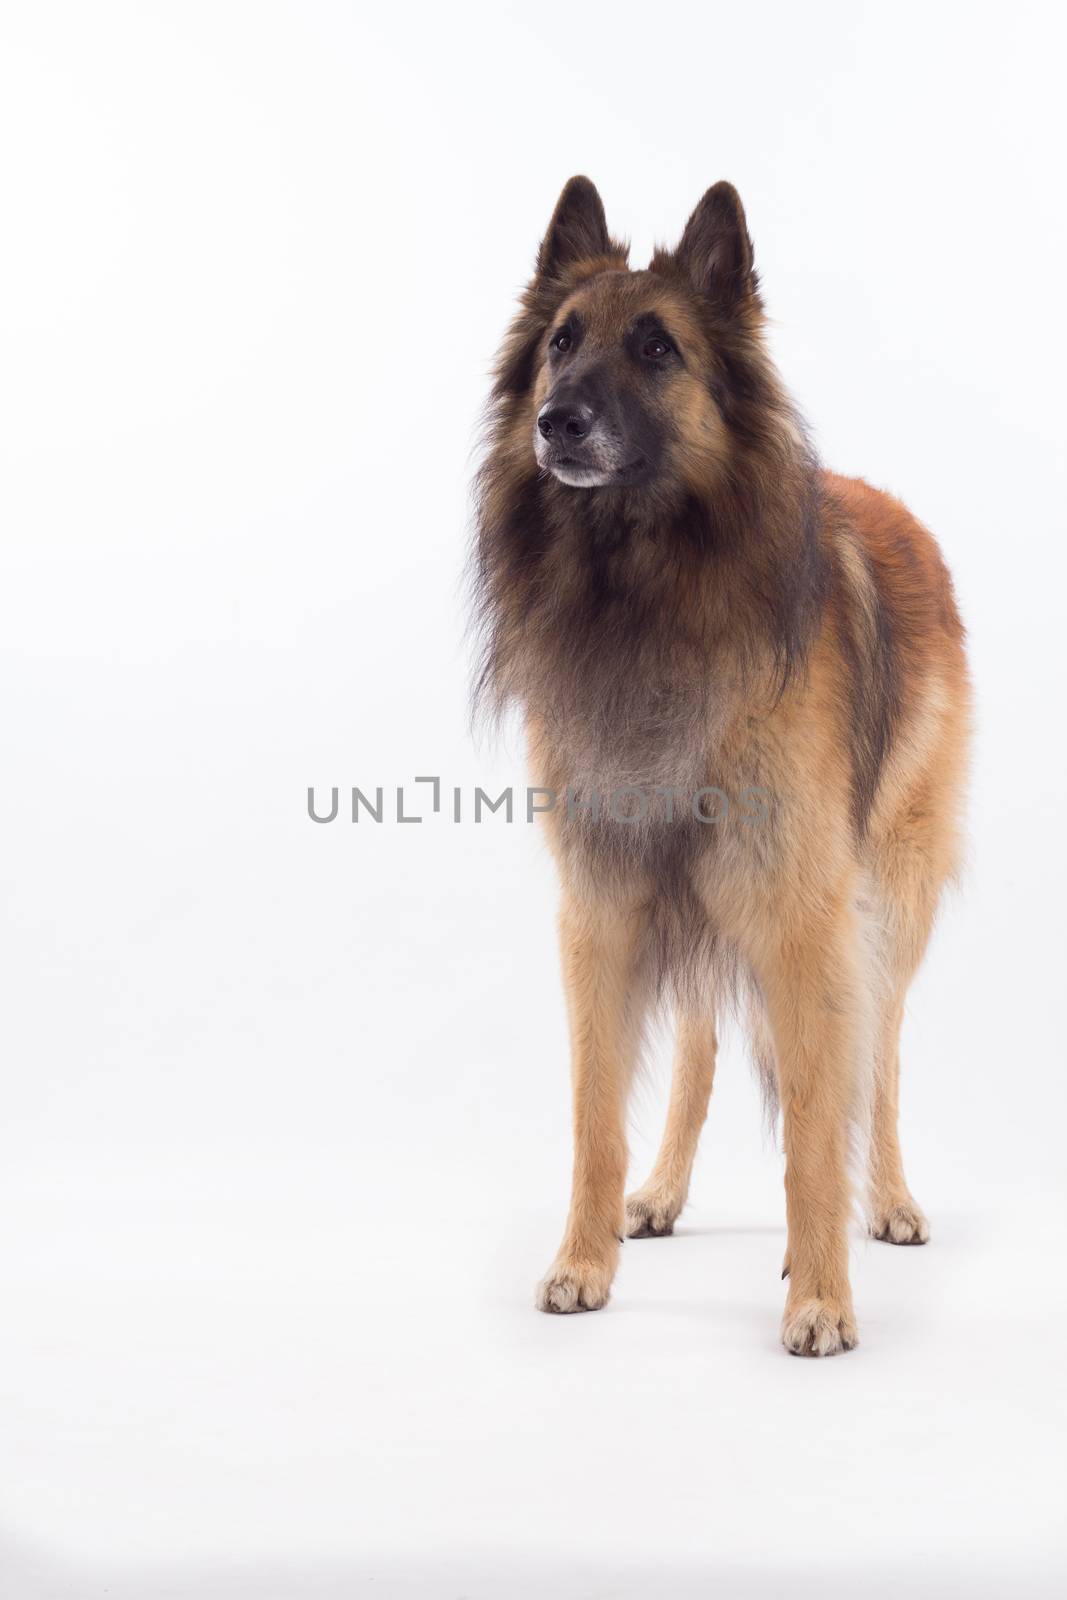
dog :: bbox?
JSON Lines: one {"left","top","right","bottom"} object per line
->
{"left": 472, "top": 177, "right": 970, "bottom": 1355}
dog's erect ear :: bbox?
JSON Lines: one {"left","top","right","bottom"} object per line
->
{"left": 675, "top": 182, "right": 755, "bottom": 308}
{"left": 537, "top": 176, "right": 613, "bottom": 278}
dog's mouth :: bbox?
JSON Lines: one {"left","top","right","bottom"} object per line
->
{"left": 545, "top": 454, "right": 647, "bottom": 488}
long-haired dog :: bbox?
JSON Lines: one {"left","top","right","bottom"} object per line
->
{"left": 473, "top": 177, "right": 969, "bottom": 1355}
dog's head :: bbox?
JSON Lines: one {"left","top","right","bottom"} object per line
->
{"left": 476, "top": 180, "right": 820, "bottom": 722}
{"left": 501, "top": 176, "right": 767, "bottom": 496}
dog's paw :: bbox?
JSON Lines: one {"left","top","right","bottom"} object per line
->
{"left": 781, "top": 1298, "right": 859, "bottom": 1358}
{"left": 536, "top": 1257, "right": 614, "bottom": 1314}
{"left": 871, "top": 1200, "right": 930, "bottom": 1246}
{"left": 624, "top": 1186, "right": 682, "bottom": 1238}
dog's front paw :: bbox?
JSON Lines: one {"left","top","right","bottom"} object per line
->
{"left": 536, "top": 1256, "right": 614, "bottom": 1314}
{"left": 625, "top": 1185, "right": 682, "bottom": 1238}
{"left": 871, "top": 1199, "right": 930, "bottom": 1246}
{"left": 781, "top": 1298, "right": 859, "bottom": 1358}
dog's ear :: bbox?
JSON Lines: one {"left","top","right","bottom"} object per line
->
{"left": 537, "top": 176, "right": 614, "bottom": 277}
{"left": 675, "top": 182, "right": 755, "bottom": 309}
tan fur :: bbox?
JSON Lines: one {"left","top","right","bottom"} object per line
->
{"left": 625, "top": 1013, "right": 718, "bottom": 1239}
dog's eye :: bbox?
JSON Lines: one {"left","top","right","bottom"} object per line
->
{"left": 552, "top": 331, "right": 572, "bottom": 353}
{"left": 643, "top": 337, "right": 672, "bottom": 360}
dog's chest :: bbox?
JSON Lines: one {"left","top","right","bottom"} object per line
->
{"left": 536, "top": 685, "right": 777, "bottom": 903}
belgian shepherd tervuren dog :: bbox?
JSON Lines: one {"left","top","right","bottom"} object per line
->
{"left": 473, "top": 177, "right": 969, "bottom": 1355}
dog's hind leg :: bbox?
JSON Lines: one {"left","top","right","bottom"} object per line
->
{"left": 863, "top": 669, "right": 968, "bottom": 1244}
{"left": 865, "top": 848, "right": 945, "bottom": 1246}
{"left": 536, "top": 892, "right": 649, "bottom": 1314}
{"left": 869, "top": 992, "right": 930, "bottom": 1245}
{"left": 625, "top": 1012, "right": 717, "bottom": 1238}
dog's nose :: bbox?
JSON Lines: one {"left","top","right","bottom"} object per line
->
{"left": 537, "top": 400, "right": 595, "bottom": 442}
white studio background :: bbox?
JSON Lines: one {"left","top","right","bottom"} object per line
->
{"left": 1, "top": 3, "right": 1065, "bottom": 1596}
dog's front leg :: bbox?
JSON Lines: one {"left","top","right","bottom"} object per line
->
{"left": 757, "top": 901, "right": 863, "bottom": 1356}
{"left": 536, "top": 892, "right": 646, "bottom": 1314}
